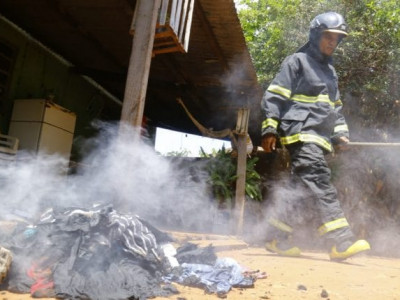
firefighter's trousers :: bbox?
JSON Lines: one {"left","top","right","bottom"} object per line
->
{"left": 267, "top": 142, "right": 354, "bottom": 246}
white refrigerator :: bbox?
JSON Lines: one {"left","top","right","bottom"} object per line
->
{"left": 8, "top": 99, "right": 76, "bottom": 163}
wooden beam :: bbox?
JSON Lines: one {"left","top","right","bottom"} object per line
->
{"left": 47, "top": 0, "right": 124, "bottom": 68}
{"left": 120, "top": 0, "right": 161, "bottom": 129}
{"left": 195, "top": 1, "right": 229, "bottom": 71}
{"left": 71, "top": 67, "right": 126, "bottom": 82}
{"left": 178, "top": 0, "right": 190, "bottom": 41}
{"left": 183, "top": 0, "right": 195, "bottom": 51}
{"left": 159, "top": 0, "right": 170, "bottom": 25}
{"left": 235, "top": 133, "right": 247, "bottom": 236}
{"left": 158, "top": 55, "right": 211, "bottom": 111}
{"left": 235, "top": 109, "right": 250, "bottom": 236}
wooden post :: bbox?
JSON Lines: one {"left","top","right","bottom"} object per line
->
{"left": 120, "top": 0, "right": 161, "bottom": 135}
{"left": 235, "top": 133, "right": 247, "bottom": 236}
{"left": 234, "top": 108, "right": 250, "bottom": 236}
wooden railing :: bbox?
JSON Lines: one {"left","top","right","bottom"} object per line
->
{"left": 131, "top": 0, "right": 195, "bottom": 56}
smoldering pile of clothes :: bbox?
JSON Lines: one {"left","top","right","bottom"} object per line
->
{"left": 0, "top": 204, "right": 256, "bottom": 299}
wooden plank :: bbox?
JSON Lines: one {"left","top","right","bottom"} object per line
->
{"left": 154, "top": 25, "right": 185, "bottom": 55}
{"left": 129, "top": 0, "right": 138, "bottom": 32}
{"left": 154, "top": 40, "right": 178, "bottom": 47}
{"left": 235, "top": 108, "right": 250, "bottom": 236}
{"left": 235, "top": 133, "right": 247, "bottom": 236}
{"left": 173, "top": 0, "right": 183, "bottom": 35}
{"left": 183, "top": 0, "right": 195, "bottom": 52}
{"left": 195, "top": 1, "right": 229, "bottom": 71}
{"left": 169, "top": 0, "right": 178, "bottom": 31}
{"left": 120, "top": 0, "right": 161, "bottom": 132}
{"left": 0, "top": 134, "right": 18, "bottom": 154}
{"left": 159, "top": 0, "right": 169, "bottom": 25}
{"left": 153, "top": 45, "right": 184, "bottom": 55}
{"left": 178, "top": 0, "right": 189, "bottom": 41}
{"left": 154, "top": 25, "right": 176, "bottom": 38}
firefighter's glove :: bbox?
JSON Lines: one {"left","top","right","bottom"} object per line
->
{"left": 261, "top": 133, "right": 277, "bottom": 153}
{"left": 334, "top": 136, "right": 350, "bottom": 152}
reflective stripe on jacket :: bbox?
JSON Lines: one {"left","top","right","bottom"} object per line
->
{"left": 261, "top": 46, "right": 349, "bottom": 152}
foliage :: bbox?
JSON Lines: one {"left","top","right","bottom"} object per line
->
{"left": 238, "top": 0, "right": 344, "bottom": 88}
{"left": 201, "top": 146, "right": 263, "bottom": 208}
{"left": 162, "top": 149, "right": 191, "bottom": 157}
{"left": 198, "top": 147, "right": 220, "bottom": 157}
{"left": 244, "top": 156, "right": 263, "bottom": 201}
{"left": 202, "top": 146, "right": 238, "bottom": 207}
{"left": 236, "top": 0, "right": 400, "bottom": 226}
{"left": 237, "top": 0, "right": 400, "bottom": 137}
{"left": 339, "top": 0, "right": 400, "bottom": 134}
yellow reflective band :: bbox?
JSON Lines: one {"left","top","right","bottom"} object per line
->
{"left": 262, "top": 118, "right": 278, "bottom": 129}
{"left": 292, "top": 94, "right": 333, "bottom": 107}
{"left": 268, "top": 218, "right": 293, "bottom": 233}
{"left": 318, "top": 218, "right": 349, "bottom": 236}
{"left": 267, "top": 84, "right": 292, "bottom": 99}
{"left": 268, "top": 84, "right": 334, "bottom": 107}
{"left": 334, "top": 124, "right": 348, "bottom": 133}
{"left": 280, "top": 133, "right": 332, "bottom": 152}
{"left": 334, "top": 99, "right": 343, "bottom": 107}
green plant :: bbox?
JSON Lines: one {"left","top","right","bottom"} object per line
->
{"left": 163, "top": 149, "right": 191, "bottom": 157}
{"left": 245, "top": 156, "right": 262, "bottom": 201}
{"left": 202, "top": 146, "right": 237, "bottom": 208}
{"left": 201, "top": 146, "right": 263, "bottom": 208}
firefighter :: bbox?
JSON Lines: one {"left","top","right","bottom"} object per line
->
{"left": 261, "top": 12, "right": 370, "bottom": 260}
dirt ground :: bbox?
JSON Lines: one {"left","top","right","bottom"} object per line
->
{"left": 1, "top": 234, "right": 400, "bottom": 300}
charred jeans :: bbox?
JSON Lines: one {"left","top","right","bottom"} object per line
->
{"left": 267, "top": 142, "right": 354, "bottom": 246}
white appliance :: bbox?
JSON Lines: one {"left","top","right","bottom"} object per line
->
{"left": 8, "top": 99, "right": 76, "bottom": 162}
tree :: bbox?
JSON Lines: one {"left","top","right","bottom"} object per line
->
{"left": 237, "top": 0, "right": 400, "bottom": 232}
{"left": 339, "top": 0, "right": 400, "bottom": 135}
{"left": 237, "top": 0, "right": 400, "bottom": 136}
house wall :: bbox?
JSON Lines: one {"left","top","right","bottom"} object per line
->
{"left": 0, "top": 17, "right": 123, "bottom": 161}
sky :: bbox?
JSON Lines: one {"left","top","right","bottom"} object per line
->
{"left": 154, "top": 127, "right": 231, "bottom": 157}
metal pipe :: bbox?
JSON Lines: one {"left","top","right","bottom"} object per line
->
{"left": 347, "top": 142, "right": 400, "bottom": 147}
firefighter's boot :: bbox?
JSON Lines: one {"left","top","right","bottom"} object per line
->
{"left": 265, "top": 239, "right": 301, "bottom": 257}
{"left": 265, "top": 218, "right": 301, "bottom": 257}
{"left": 329, "top": 239, "right": 370, "bottom": 261}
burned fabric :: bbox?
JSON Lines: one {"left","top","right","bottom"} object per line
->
{"left": 2, "top": 205, "right": 256, "bottom": 298}
{"left": 169, "top": 245, "right": 255, "bottom": 294}
{"left": 176, "top": 242, "right": 217, "bottom": 266}
{"left": 2, "top": 205, "right": 177, "bottom": 299}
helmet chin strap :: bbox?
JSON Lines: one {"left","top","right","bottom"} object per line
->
{"left": 299, "top": 39, "right": 333, "bottom": 63}
{"left": 296, "top": 41, "right": 310, "bottom": 53}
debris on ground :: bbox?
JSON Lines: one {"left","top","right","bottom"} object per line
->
{"left": 297, "top": 284, "right": 307, "bottom": 291}
{"left": 0, "top": 247, "right": 12, "bottom": 284}
{"left": 0, "top": 204, "right": 262, "bottom": 299}
{"left": 321, "top": 288, "right": 329, "bottom": 298}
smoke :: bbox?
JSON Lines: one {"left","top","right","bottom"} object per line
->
{"left": 240, "top": 136, "right": 400, "bottom": 258}
{"left": 241, "top": 169, "right": 323, "bottom": 249}
{"left": 332, "top": 143, "right": 400, "bottom": 257}
{"left": 0, "top": 151, "right": 70, "bottom": 220}
{"left": 0, "top": 122, "right": 224, "bottom": 233}
{"left": 240, "top": 80, "right": 400, "bottom": 256}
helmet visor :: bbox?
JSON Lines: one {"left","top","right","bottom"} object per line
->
{"left": 323, "top": 28, "right": 348, "bottom": 36}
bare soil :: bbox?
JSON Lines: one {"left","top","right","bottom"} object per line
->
{"left": 1, "top": 236, "right": 400, "bottom": 300}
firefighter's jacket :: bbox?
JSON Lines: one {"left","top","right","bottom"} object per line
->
{"left": 261, "top": 45, "right": 349, "bottom": 152}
